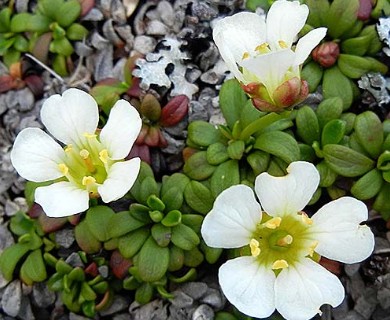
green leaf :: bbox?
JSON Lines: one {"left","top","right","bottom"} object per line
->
{"left": 187, "top": 121, "right": 226, "bottom": 147}
{"left": 0, "top": 243, "right": 30, "bottom": 281}
{"left": 337, "top": 54, "right": 373, "bottom": 79}
{"left": 183, "top": 247, "right": 204, "bottom": 267}
{"left": 351, "top": 169, "right": 383, "bottom": 200}
{"left": 20, "top": 249, "right": 47, "bottom": 285}
{"left": 340, "top": 112, "right": 356, "bottom": 135}
{"left": 296, "top": 106, "right": 320, "bottom": 145}
{"left": 56, "top": 0, "right": 82, "bottom": 27}
{"left": 151, "top": 224, "right": 172, "bottom": 247}
{"left": 326, "top": 0, "right": 360, "bottom": 39}
{"left": 66, "top": 23, "right": 88, "bottom": 40}
{"left": 74, "top": 220, "right": 101, "bottom": 254}
{"left": 184, "top": 181, "right": 214, "bottom": 215}
{"left": 301, "top": 61, "right": 323, "bottom": 92}
{"left": 360, "top": 25, "right": 383, "bottom": 56}
{"left": 206, "top": 142, "right": 229, "bottom": 165}
{"left": 354, "top": 111, "right": 384, "bottom": 159}
{"left": 39, "top": 0, "right": 64, "bottom": 19}
{"left": 171, "top": 223, "right": 200, "bottom": 251}
{"left": 90, "top": 81, "right": 129, "bottom": 115}
{"left": 135, "top": 282, "right": 154, "bottom": 304}
{"left": 139, "top": 176, "right": 159, "bottom": 204}
{"left": 316, "top": 161, "right": 338, "bottom": 188}
{"left": 210, "top": 160, "right": 240, "bottom": 197}
{"left": 160, "top": 173, "right": 190, "bottom": 198}
{"left": 161, "top": 187, "right": 183, "bottom": 212}
{"left": 183, "top": 151, "right": 216, "bottom": 180}
{"left": 305, "top": 0, "right": 330, "bottom": 27}
{"left": 138, "top": 236, "right": 169, "bottom": 282}
{"left": 0, "top": 8, "right": 11, "bottom": 33}
{"left": 168, "top": 246, "right": 184, "bottom": 271}
{"left": 341, "top": 35, "right": 371, "bottom": 56}
{"left": 52, "top": 54, "right": 68, "bottom": 76}
{"left": 247, "top": 150, "right": 270, "bottom": 175}
{"left": 299, "top": 144, "right": 316, "bottom": 162}
{"left": 85, "top": 206, "right": 115, "bottom": 242}
{"left": 316, "top": 97, "right": 344, "bottom": 129}
{"left": 27, "top": 14, "right": 51, "bottom": 33}
{"left": 227, "top": 140, "right": 245, "bottom": 160}
{"left": 10, "top": 13, "right": 32, "bottom": 32}
{"left": 50, "top": 37, "right": 74, "bottom": 56}
{"left": 239, "top": 99, "right": 264, "bottom": 128}
{"left": 118, "top": 228, "right": 149, "bottom": 258}
{"left": 321, "top": 119, "right": 346, "bottom": 146}
{"left": 219, "top": 79, "right": 247, "bottom": 128}
{"left": 322, "top": 66, "right": 353, "bottom": 110}
{"left": 323, "top": 144, "right": 375, "bottom": 177}
{"left": 147, "top": 194, "right": 165, "bottom": 212}
{"left": 108, "top": 211, "right": 146, "bottom": 238}
{"left": 200, "top": 241, "right": 223, "bottom": 264}
{"left": 161, "top": 210, "right": 182, "bottom": 227}
{"left": 373, "top": 183, "right": 390, "bottom": 220}
{"left": 13, "top": 35, "right": 29, "bottom": 52}
{"left": 181, "top": 214, "right": 203, "bottom": 234}
{"left": 364, "top": 57, "right": 388, "bottom": 74}
{"left": 377, "top": 151, "right": 390, "bottom": 171}
{"left": 254, "top": 131, "right": 300, "bottom": 164}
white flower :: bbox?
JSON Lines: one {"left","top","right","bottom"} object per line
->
{"left": 201, "top": 161, "right": 374, "bottom": 320}
{"left": 11, "top": 88, "right": 142, "bottom": 218}
{"left": 213, "top": 0, "right": 327, "bottom": 111}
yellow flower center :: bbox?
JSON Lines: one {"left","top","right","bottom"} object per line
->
{"left": 249, "top": 211, "right": 318, "bottom": 273}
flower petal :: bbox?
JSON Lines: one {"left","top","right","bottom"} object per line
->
{"left": 35, "top": 182, "right": 89, "bottom": 217}
{"left": 294, "top": 27, "right": 327, "bottom": 65}
{"left": 99, "top": 100, "right": 142, "bottom": 160}
{"left": 201, "top": 185, "right": 262, "bottom": 248}
{"left": 311, "top": 197, "right": 375, "bottom": 263}
{"left": 275, "top": 258, "right": 344, "bottom": 320}
{"left": 266, "top": 0, "right": 309, "bottom": 49}
{"left": 11, "top": 128, "right": 65, "bottom": 182}
{"left": 40, "top": 88, "right": 99, "bottom": 146}
{"left": 240, "top": 49, "right": 296, "bottom": 94}
{"left": 255, "top": 161, "right": 320, "bottom": 217}
{"left": 98, "top": 158, "right": 141, "bottom": 203}
{"left": 213, "top": 12, "right": 266, "bottom": 82}
{"left": 219, "top": 256, "right": 276, "bottom": 318}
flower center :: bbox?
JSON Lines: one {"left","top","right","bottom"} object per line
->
{"left": 57, "top": 133, "right": 112, "bottom": 196}
{"left": 249, "top": 211, "right": 318, "bottom": 272}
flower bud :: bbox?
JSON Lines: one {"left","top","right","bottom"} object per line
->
{"left": 312, "top": 42, "right": 340, "bottom": 68}
{"left": 357, "top": 0, "right": 373, "bottom": 21}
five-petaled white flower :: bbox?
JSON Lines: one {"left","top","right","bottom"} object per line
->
{"left": 213, "top": 0, "right": 327, "bottom": 112}
{"left": 11, "top": 88, "right": 142, "bottom": 218}
{"left": 201, "top": 161, "right": 375, "bottom": 320}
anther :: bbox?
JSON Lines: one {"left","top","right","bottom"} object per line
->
{"left": 250, "top": 239, "right": 261, "bottom": 257}
{"left": 58, "top": 163, "right": 69, "bottom": 175}
{"left": 80, "top": 149, "right": 95, "bottom": 172}
{"left": 82, "top": 176, "right": 96, "bottom": 186}
{"left": 255, "top": 42, "right": 270, "bottom": 54}
{"left": 278, "top": 40, "right": 288, "bottom": 48}
{"left": 272, "top": 259, "right": 289, "bottom": 270}
{"left": 277, "top": 234, "right": 293, "bottom": 246}
{"left": 99, "top": 149, "right": 109, "bottom": 164}
{"left": 242, "top": 52, "right": 250, "bottom": 60}
{"left": 300, "top": 212, "right": 313, "bottom": 225}
{"left": 264, "top": 217, "right": 282, "bottom": 229}
{"left": 308, "top": 240, "right": 319, "bottom": 257}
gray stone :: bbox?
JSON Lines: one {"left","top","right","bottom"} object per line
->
{"left": 134, "top": 36, "right": 157, "bottom": 55}
{"left": 17, "top": 295, "right": 35, "bottom": 320}
{"left": 192, "top": 1, "right": 218, "bottom": 20}
{"left": 129, "top": 299, "right": 168, "bottom": 320}
{"left": 82, "top": 8, "right": 104, "bottom": 21}
{"left": 74, "top": 42, "right": 94, "bottom": 57}
{"left": 1, "top": 280, "right": 22, "bottom": 317}
{"left": 374, "top": 237, "right": 390, "bottom": 254}
{"left": 5, "top": 197, "right": 27, "bottom": 216}
{"left": 146, "top": 20, "right": 170, "bottom": 36}
{"left": 346, "top": 273, "right": 366, "bottom": 301}
{"left": 69, "top": 312, "right": 91, "bottom": 320}
{"left": 161, "top": 133, "right": 185, "bottom": 155}
{"left": 189, "top": 101, "right": 208, "bottom": 122}
{"left": 99, "top": 295, "right": 128, "bottom": 316}
{"left": 157, "top": 1, "right": 175, "bottom": 27}
{"left": 0, "top": 224, "right": 14, "bottom": 254}
{"left": 354, "top": 288, "right": 378, "bottom": 319}
{"left": 65, "top": 252, "right": 84, "bottom": 268}
{"left": 98, "top": 265, "right": 109, "bottom": 278}
{"left": 0, "top": 272, "right": 9, "bottom": 289}
{"left": 192, "top": 304, "right": 214, "bottom": 320}
{"left": 180, "top": 282, "right": 208, "bottom": 300}
{"left": 170, "top": 291, "right": 194, "bottom": 308}
{"left": 55, "top": 229, "right": 75, "bottom": 249}
{"left": 93, "top": 45, "right": 114, "bottom": 81}
{"left": 378, "top": 287, "right": 390, "bottom": 309}
{"left": 345, "top": 263, "right": 361, "bottom": 277}
{"left": 16, "top": 88, "right": 35, "bottom": 112}
{"left": 332, "top": 296, "right": 349, "bottom": 320}
{"left": 200, "top": 288, "right": 224, "bottom": 309}
{"left": 344, "top": 310, "right": 365, "bottom": 320}
{"left": 32, "top": 282, "right": 56, "bottom": 308}
{"left": 372, "top": 306, "right": 390, "bottom": 320}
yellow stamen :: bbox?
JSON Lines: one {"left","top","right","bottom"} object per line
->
{"left": 255, "top": 42, "right": 270, "bottom": 54}
{"left": 84, "top": 133, "right": 96, "bottom": 139}
{"left": 58, "top": 163, "right": 69, "bottom": 175}
{"left": 79, "top": 149, "right": 90, "bottom": 159}
{"left": 300, "top": 212, "right": 313, "bottom": 225}
{"left": 99, "top": 149, "right": 109, "bottom": 164}
{"left": 64, "top": 144, "right": 73, "bottom": 153}
{"left": 308, "top": 240, "right": 319, "bottom": 257}
{"left": 80, "top": 149, "right": 95, "bottom": 172}
{"left": 82, "top": 176, "right": 96, "bottom": 186}
{"left": 242, "top": 52, "right": 250, "bottom": 60}
{"left": 264, "top": 217, "right": 282, "bottom": 229}
{"left": 272, "top": 259, "right": 289, "bottom": 270}
{"left": 250, "top": 239, "right": 261, "bottom": 257}
{"left": 278, "top": 40, "right": 288, "bottom": 48}
{"left": 277, "top": 234, "right": 293, "bottom": 246}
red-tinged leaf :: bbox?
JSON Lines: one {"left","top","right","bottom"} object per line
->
{"left": 127, "top": 144, "right": 151, "bottom": 164}
{"left": 85, "top": 262, "right": 99, "bottom": 277}
{"left": 357, "top": 0, "right": 372, "bottom": 20}
{"left": 160, "top": 95, "right": 189, "bottom": 127}
{"left": 78, "top": 0, "right": 95, "bottom": 16}
{"left": 319, "top": 257, "right": 341, "bottom": 275}
{"left": 37, "top": 210, "right": 68, "bottom": 233}
{"left": 24, "top": 75, "right": 44, "bottom": 97}
{"left": 68, "top": 214, "right": 81, "bottom": 225}
{"left": 127, "top": 77, "right": 142, "bottom": 98}
{"left": 110, "top": 250, "right": 132, "bottom": 279}
{"left": 182, "top": 147, "right": 197, "bottom": 162}
{"left": 28, "top": 203, "right": 44, "bottom": 219}
{"left": 31, "top": 32, "right": 52, "bottom": 65}
{"left": 9, "top": 62, "right": 22, "bottom": 78}
{"left": 135, "top": 123, "right": 149, "bottom": 145}
{"left": 95, "top": 78, "right": 122, "bottom": 86}
{"left": 0, "top": 75, "right": 19, "bottom": 93}
{"left": 144, "top": 126, "right": 161, "bottom": 147}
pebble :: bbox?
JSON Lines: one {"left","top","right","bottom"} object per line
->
{"left": 17, "top": 295, "right": 35, "bottom": 319}
{"left": 99, "top": 295, "right": 128, "bottom": 316}
{"left": 55, "top": 229, "right": 75, "bottom": 249}
{"left": 134, "top": 36, "right": 157, "bottom": 55}
{"left": 0, "top": 224, "right": 14, "bottom": 254}
{"left": 345, "top": 263, "right": 361, "bottom": 277}
{"left": 192, "top": 304, "right": 214, "bottom": 320}
{"left": 98, "top": 265, "right": 109, "bottom": 278}
{"left": 65, "top": 252, "right": 84, "bottom": 268}
{"left": 180, "top": 282, "right": 208, "bottom": 300}
{"left": 146, "top": 20, "right": 170, "bottom": 36}
{"left": 157, "top": 1, "right": 175, "bottom": 27}
{"left": 129, "top": 299, "right": 168, "bottom": 320}
{"left": 344, "top": 310, "right": 365, "bottom": 320}
{"left": 377, "top": 287, "right": 390, "bottom": 309}
{"left": 32, "top": 282, "right": 56, "bottom": 308}
{"left": 199, "top": 288, "right": 224, "bottom": 309}
{"left": 1, "top": 280, "right": 22, "bottom": 317}
{"left": 332, "top": 296, "right": 349, "bottom": 320}
{"left": 354, "top": 288, "right": 378, "bottom": 319}
{"left": 170, "top": 291, "right": 194, "bottom": 308}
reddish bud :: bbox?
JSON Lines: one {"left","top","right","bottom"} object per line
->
{"left": 140, "top": 93, "right": 161, "bottom": 121}
{"left": 127, "top": 144, "right": 151, "bottom": 164}
{"left": 357, "top": 0, "right": 372, "bottom": 20}
{"left": 319, "top": 257, "right": 342, "bottom": 275}
{"left": 144, "top": 126, "right": 162, "bottom": 147}
{"left": 241, "top": 83, "right": 261, "bottom": 96}
{"left": 272, "top": 77, "right": 301, "bottom": 107}
{"left": 312, "top": 42, "right": 340, "bottom": 68}
{"left": 110, "top": 250, "right": 132, "bottom": 279}
{"left": 136, "top": 123, "right": 149, "bottom": 145}
{"left": 0, "top": 75, "right": 21, "bottom": 93}
{"left": 24, "top": 75, "right": 44, "bottom": 97}
{"left": 160, "top": 95, "right": 189, "bottom": 127}
{"left": 85, "top": 262, "right": 99, "bottom": 277}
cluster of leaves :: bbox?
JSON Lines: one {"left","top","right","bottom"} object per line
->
{"left": 301, "top": 0, "right": 388, "bottom": 109}
{"left": 184, "top": 79, "right": 300, "bottom": 200}
{"left": 0, "top": 0, "right": 88, "bottom": 75}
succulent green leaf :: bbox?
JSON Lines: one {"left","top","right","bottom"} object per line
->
{"left": 28, "top": 15, "right": 51, "bottom": 33}
{"left": 322, "top": 66, "right": 353, "bottom": 110}
{"left": 0, "top": 243, "right": 30, "bottom": 281}
{"left": 227, "top": 140, "right": 245, "bottom": 160}
{"left": 66, "top": 23, "right": 88, "bottom": 40}
{"left": 254, "top": 131, "right": 300, "bottom": 164}
{"left": 378, "top": 151, "right": 390, "bottom": 171}
{"left": 354, "top": 111, "right": 384, "bottom": 158}
{"left": 210, "top": 159, "right": 240, "bottom": 197}
{"left": 341, "top": 35, "right": 371, "bottom": 56}
{"left": 85, "top": 206, "right": 115, "bottom": 242}
{"left": 239, "top": 99, "right": 264, "bottom": 128}
{"left": 323, "top": 144, "right": 375, "bottom": 177}
{"left": 351, "top": 169, "right": 383, "bottom": 200}
{"left": 296, "top": 106, "right": 320, "bottom": 145}
{"left": 147, "top": 195, "right": 165, "bottom": 212}
{"left": 183, "top": 151, "right": 216, "bottom": 180}
{"left": 299, "top": 144, "right": 316, "bottom": 162}
{"left": 219, "top": 79, "right": 248, "bottom": 128}
{"left": 56, "top": 0, "right": 81, "bottom": 27}
{"left": 340, "top": 113, "right": 356, "bottom": 135}
{"left": 74, "top": 220, "right": 101, "bottom": 254}
{"left": 39, "top": 0, "right": 64, "bottom": 19}
{"left": 151, "top": 224, "right": 172, "bottom": 247}
{"left": 135, "top": 282, "right": 154, "bottom": 304}
{"left": 68, "top": 267, "right": 85, "bottom": 282}
{"left": 181, "top": 214, "right": 204, "bottom": 234}
{"left": 187, "top": 121, "right": 226, "bottom": 147}
{"left": 55, "top": 259, "right": 73, "bottom": 275}
{"left": 200, "top": 241, "right": 223, "bottom": 264}
{"left": 373, "top": 183, "right": 390, "bottom": 220}
{"left": 129, "top": 203, "right": 153, "bottom": 224}
{"left": 184, "top": 181, "right": 214, "bottom": 215}
{"left": 139, "top": 176, "right": 159, "bottom": 204}
{"left": 364, "top": 57, "right": 388, "bottom": 74}
{"left": 81, "top": 282, "right": 97, "bottom": 301}
{"left": 326, "top": 0, "right": 360, "bottom": 39}
{"left": 183, "top": 247, "right": 204, "bottom": 267}
{"left": 359, "top": 25, "right": 383, "bottom": 56}
{"left": 108, "top": 211, "right": 146, "bottom": 238}
{"left": 171, "top": 224, "right": 200, "bottom": 251}
{"left": 20, "top": 249, "right": 47, "bottom": 285}
{"left": 206, "top": 142, "right": 229, "bottom": 165}
{"left": 301, "top": 61, "right": 323, "bottom": 93}
{"left": 138, "top": 236, "right": 169, "bottom": 282}
{"left": 161, "top": 210, "right": 182, "bottom": 227}
{"left": 50, "top": 37, "right": 74, "bottom": 56}
{"left": 10, "top": 13, "right": 32, "bottom": 32}
{"left": 161, "top": 187, "right": 183, "bottom": 211}
{"left": 168, "top": 246, "right": 184, "bottom": 271}
{"left": 0, "top": 8, "right": 11, "bottom": 33}
{"left": 118, "top": 228, "right": 149, "bottom": 258}
{"left": 316, "top": 161, "right": 338, "bottom": 188}
{"left": 305, "top": 0, "right": 330, "bottom": 27}
{"left": 247, "top": 150, "right": 270, "bottom": 175}
{"left": 321, "top": 119, "right": 346, "bottom": 146}
{"left": 337, "top": 54, "right": 374, "bottom": 79}
{"left": 52, "top": 54, "right": 68, "bottom": 76}
{"left": 316, "top": 97, "right": 344, "bottom": 129}
{"left": 160, "top": 173, "right": 190, "bottom": 199}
